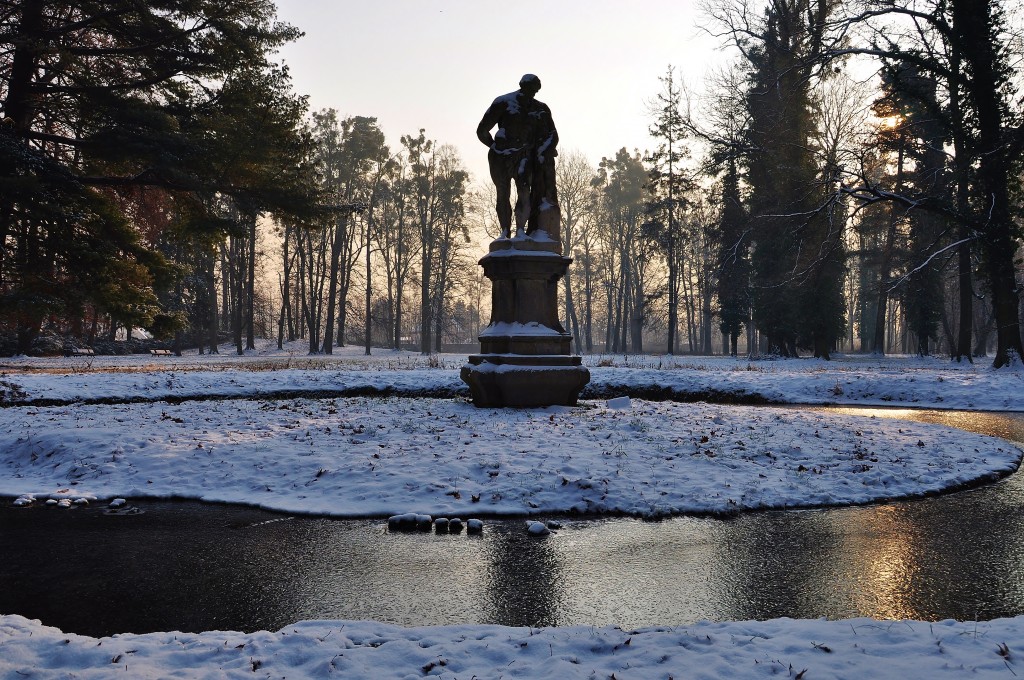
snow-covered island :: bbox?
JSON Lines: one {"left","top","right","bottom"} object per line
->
{"left": 2, "top": 344, "right": 1023, "bottom": 678}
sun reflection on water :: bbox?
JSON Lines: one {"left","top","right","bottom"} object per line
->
{"left": 819, "top": 407, "right": 1024, "bottom": 444}
{"left": 838, "top": 504, "right": 923, "bottom": 621}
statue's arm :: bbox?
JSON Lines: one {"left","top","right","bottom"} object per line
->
{"left": 476, "top": 103, "right": 500, "bottom": 147}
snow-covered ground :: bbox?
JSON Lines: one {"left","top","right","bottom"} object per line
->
{"left": 3, "top": 615, "right": 1022, "bottom": 679}
{"left": 3, "top": 342, "right": 1023, "bottom": 678}
{"left": 1, "top": 340, "right": 1022, "bottom": 411}
{"left": 2, "top": 397, "right": 1019, "bottom": 517}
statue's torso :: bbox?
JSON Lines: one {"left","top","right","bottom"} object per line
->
{"left": 491, "top": 92, "right": 551, "bottom": 152}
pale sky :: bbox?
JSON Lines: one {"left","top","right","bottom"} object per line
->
{"left": 272, "top": 0, "right": 732, "bottom": 183}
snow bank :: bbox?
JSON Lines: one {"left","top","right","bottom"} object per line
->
{"left": 2, "top": 614, "right": 1020, "bottom": 679}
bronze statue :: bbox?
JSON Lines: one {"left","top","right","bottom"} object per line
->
{"left": 463, "top": 75, "right": 588, "bottom": 407}
{"left": 476, "top": 74, "right": 560, "bottom": 240}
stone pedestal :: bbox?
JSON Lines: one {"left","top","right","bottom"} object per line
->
{"left": 461, "top": 234, "right": 590, "bottom": 407}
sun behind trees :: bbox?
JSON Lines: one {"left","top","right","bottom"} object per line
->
{"left": 681, "top": 0, "right": 1023, "bottom": 367}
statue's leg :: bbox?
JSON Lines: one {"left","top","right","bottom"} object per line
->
{"left": 495, "top": 186, "right": 512, "bottom": 239}
{"left": 490, "top": 157, "right": 512, "bottom": 238}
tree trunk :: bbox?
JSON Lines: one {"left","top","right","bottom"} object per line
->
{"left": 394, "top": 275, "right": 404, "bottom": 350}
{"left": 322, "top": 216, "right": 347, "bottom": 354}
{"left": 393, "top": 229, "right": 404, "bottom": 350}
{"left": 564, "top": 273, "right": 582, "bottom": 354}
{"left": 277, "top": 272, "right": 286, "bottom": 350}
{"left": 604, "top": 285, "right": 614, "bottom": 353}
{"left": 952, "top": 0, "right": 1023, "bottom": 367}
{"left": 220, "top": 245, "right": 230, "bottom": 330}
{"left": 88, "top": 309, "right": 98, "bottom": 346}
{"left": 583, "top": 250, "right": 594, "bottom": 352}
{"left": 246, "top": 218, "right": 256, "bottom": 351}
{"left": 955, "top": 234, "right": 974, "bottom": 361}
{"left": 206, "top": 252, "right": 219, "bottom": 354}
{"left": 666, "top": 245, "right": 677, "bottom": 355}
{"left": 3, "top": 0, "right": 43, "bottom": 132}
{"left": 814, "top": 335, "right": 831, "bottom": 361}
{"left": 746, "top": 316, "right": 757, "bottom": 359}
{"left": 873, "top": 137, "right": 905, "bottom": 355}
{"left": 277, "top": 289, "right": 285, "bottom": 351}
{"left": 280, "top": 224, "right": 295, "bottom": 344}
{"left": 232, "top": 237, "right": 244, "bottom": 355}
{"left": 337, "top": 295, "right": 348, "bottom": 348}
{"left": 701, "top": 268, "right": 714, "bottom": 354}
{"left": 365, "top": 219, "right": 372, "bottom": 356}
{"left": 295, "top": 230, "right": 318, "bottom": 354}
{"left": 434, "top": 307, "right": 443, "bottom": 354}
{"left": 683, "top": 267, "right": 697, "bottom": 353}
{"left": 630, "top": 276, "right": 644, "bottom": 354}
{"left": 420, "top": 239, "right": 432, "bottom": 355}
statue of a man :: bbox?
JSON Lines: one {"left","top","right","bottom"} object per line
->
{"left": 476, "top": 74, "right": 559, "bottom": 240}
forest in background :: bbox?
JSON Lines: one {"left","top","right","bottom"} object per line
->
{"left": 1, "top": 0, "right": 1023, "bottom": 366}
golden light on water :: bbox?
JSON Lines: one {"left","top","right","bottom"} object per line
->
{"left": 836, "top": 505, "right": 923, "bottom": 621}
{"left": 822, "top": 407, "right": 918, "bottom": 420}
{"left": 820, "top": 407, "right": 1024, "bottom": 443}
{"left": 813, "top": 406, "right": 1024, "bottom": 621}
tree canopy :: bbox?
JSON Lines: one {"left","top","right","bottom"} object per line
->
{"left": 0, "top": 0, "right": 316, "bottom": 352}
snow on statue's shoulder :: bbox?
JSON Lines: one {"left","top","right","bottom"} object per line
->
{"left": 494, "top": 92, "right": 520, "bottom": 113}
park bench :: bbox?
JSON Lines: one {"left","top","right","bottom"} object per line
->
{"left": 150, "top": 349, "right": 172, "bottom": 356}
{"left": 66, "top": 348, "right": 95, "bottom": 357}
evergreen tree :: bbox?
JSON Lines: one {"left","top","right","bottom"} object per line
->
{"left": 949, "top": 0, "right": 1023, "bottom": 366}
{"left": 686, "top": 63, "right": 752, "bottom": 356}
{"left": 716, "top": 155, "right": 750, "bottom": 356}
{"left": 595, "top": 149, "right": 653, "bottom": 353}
{"left": 644, "top": 67, "right": 692, "bottom": 354}
{"left": 876, "top": 64, "right": 949, "bottom": 356}
{"left": 0, "top": 0, "right": 312, "bottom": 353}
{"left": 743, "top": 0, "right": 845, "bottom": 358}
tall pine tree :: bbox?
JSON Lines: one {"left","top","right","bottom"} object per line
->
{"left": 743, "top": 0, "right": 846, "bottom": 358}
{"left": 0, "top": 0, "right": 314, "bottom": 353}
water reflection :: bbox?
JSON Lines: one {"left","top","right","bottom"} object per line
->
{"left": 250, "top": 519, "right": 497, "bottom": 626}
{"left": 2, "top": 408, "right": 1023, "bottom": 638}
{"left": 550, "top": 520, "right": 724, "bottom": 626}
{"left": 822, "top": 407, "right": 1024, "bottom": 443}
{"left": 836, "top": 505, "right": 923, "bottom": 620}
{"left": 485, "top": 525, "right": 564, "bottom": 626}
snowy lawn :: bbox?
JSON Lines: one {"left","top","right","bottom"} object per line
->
{"left": 2, "top": 614, "right": 1022, "bottom": 679}
{"left": 2, "top": 397, "right": 1019, "bottom": 517}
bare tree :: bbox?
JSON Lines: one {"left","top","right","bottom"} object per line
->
{"left": 556, "top": 150, "right": 599, "bottom": 353}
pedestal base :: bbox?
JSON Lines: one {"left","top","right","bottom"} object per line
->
{"left": 464, "top": 239, "right": 588, "bottom": 407}
{"left": 461, "top": 354, "right": 590, "bottom": 408}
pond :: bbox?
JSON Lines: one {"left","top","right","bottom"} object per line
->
{"left": 2, "top": 408, "right": 1023, "bottom": 638}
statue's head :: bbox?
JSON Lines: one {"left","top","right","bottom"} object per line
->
{"left": 519, "top": 74, "right": 541, "bottom": 96}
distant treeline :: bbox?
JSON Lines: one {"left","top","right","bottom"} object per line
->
{"left": 2, "top": 0, "right": 1021, "bottom": 365}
